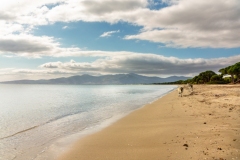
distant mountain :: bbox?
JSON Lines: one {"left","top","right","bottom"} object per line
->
{"left": 1, "top": 73, "right": 191, "bottom": 85}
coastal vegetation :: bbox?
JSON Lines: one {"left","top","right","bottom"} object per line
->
{"left": 160, "top": 62, "right": 240, "bottom": 84}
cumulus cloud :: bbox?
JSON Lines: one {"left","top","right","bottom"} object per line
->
{"left": 1, "top": 0, "right": 240, "bottom": 50}
{"left": 81, "top": 0, "right": 147, "bottom": 15}
{"left": 39, "top": 54, "right": 240, "bottom": 76}
{"left": 0, "top": 0, "right": 145, "bottom": 25}
{"left": 0, "top": 34, "right": 62, "bottom": 57}
{"left": 0, "top": 22, "right": 25, "bottom": 35}
{"left": 100, "top": 30, "right": 120, "bottom": 37}
{"left": 1, "top": 53, "right": 239, "bottom": 81}
{"left": 0, "top": 33, "right": 139, "bottom": 58}
{"left": 124, "top": 28, "right": 240, "bottom": 48}
{"left": 1, "top": 0, "right": 240, "bottom": 82}
{"left": 124, "top": 0, "right": 240, "bottom": 48}
{"left": 0, "top": 34, "right": 128, "bottom": 58}
{"left": 0, "top": 0, "right": 60, "bottom": 23}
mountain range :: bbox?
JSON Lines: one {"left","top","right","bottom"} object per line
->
{"left": 1, "top": 73, "right": 191, "bottom": 85}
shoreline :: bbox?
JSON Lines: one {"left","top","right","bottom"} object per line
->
{"left": 58, "top": 85, "right": 240, "bottom": 160}
{"left": 48, "top": 86, "right": 177, "bottom": 159}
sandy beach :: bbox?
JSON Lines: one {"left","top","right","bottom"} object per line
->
{"left": 58, "top": 85, "right": 240, "bottom": 160}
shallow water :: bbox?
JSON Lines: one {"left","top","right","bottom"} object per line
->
{"left": 0, "top": 84, "right": 177, "bottom": 160}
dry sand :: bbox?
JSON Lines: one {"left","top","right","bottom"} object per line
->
{"left": 58, "top": 85, "right": 240, "bottom": 160}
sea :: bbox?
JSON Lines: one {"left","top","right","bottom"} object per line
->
{"left": 0, "top": 84, "right": 177, "bottom": 160}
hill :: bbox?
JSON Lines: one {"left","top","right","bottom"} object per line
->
{"left": 1, "top": 73, "right": 191, "bottom": 85}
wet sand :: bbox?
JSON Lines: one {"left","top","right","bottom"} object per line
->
{"left": 58, "top": 85, "right": 240, "bottom": 160}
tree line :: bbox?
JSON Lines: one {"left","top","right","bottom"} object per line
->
{"left": 160, "top": 62, "right": 240, "bottom": 84}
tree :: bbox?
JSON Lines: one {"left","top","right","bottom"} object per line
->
{"left": 218, "top": 67, "right": 228, "bottom": 76}
{"left": 192, "top": 75, "right": 200, "bottom": 84}
{"left": 163, "top": 61, "right": 240, "bottom": 84}
{"left": 230, "top": 62, "right": 240, "bottom": 83}
{"left": 219, "top": 64, "right": 240, "bottom": 83}
{"left": 198, "top": 70, "right": 216, "bottom": 83}
{"left": 227, "top": 66, "right": 235, "bottom": 83}
{"left": 210, "top": 75, "right": 223, "bottom": 82}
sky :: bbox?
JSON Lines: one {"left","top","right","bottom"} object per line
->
{"left": 0, "top": 0, "right": 240, "bottom": 81}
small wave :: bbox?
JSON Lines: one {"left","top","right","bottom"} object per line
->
{"left": 0, "top": 111, "right": 87, "bottom": 140}
{"left": 0, "top": 125, "right": 38, "bottom": 140}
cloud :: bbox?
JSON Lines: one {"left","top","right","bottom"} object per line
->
{"left": 2, "top": 0, "right": 240, "bottom": 81}
{"left": 0, "top": 34, "right": 62, "bottom": 57}
{"left": 124, "top": 28, "right": 240, "bottom": 48}
{"left": 39, "top": 54, "right": 240, "bottom": 76}
{"left": 62, "top": 26, "right": 68, "bottom": 29}
{"left": 0, "top": 34, "right": 126, "bottom": 58}
{"left": 1, "top": 53, "right": 239, "bottom": 81}
{"left": 100, "top": 30, "right": 120, "bottom": 37}
{"left": 0, "top": 68, "right": 77, "bottom": 81}
{"left": 0, "top": 22, "right": 25, "bottom": 35}
{"left": 0, "top": 33, "right": 137, "bottom": 58}
{"left": 0, "top": 0, "right": 60, "bottom": 22}
{"left": 47, "top": 0, "right": 147, "bottom": 22}
{"left": 0, "top": 34, "right": 142, "bottom": 58}
{"left": 1, "top": 0, "right": 240, "bottom": 49}
{"left": 81, "top": 0, "right": 147, "bottom": 15}
{"left": 124, "top": 0, "right": 240, "bottom": 48}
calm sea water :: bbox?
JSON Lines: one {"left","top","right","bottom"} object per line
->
{"left": 0, "top": 84, "right": 177, "bottom": 160}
